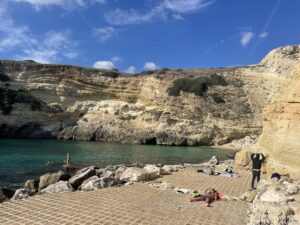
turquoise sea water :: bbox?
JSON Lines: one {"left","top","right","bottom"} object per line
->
{"left": 0, "top": 139, "right": 234, "bottom": 189}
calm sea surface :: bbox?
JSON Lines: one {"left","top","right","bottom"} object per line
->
{"left": 0, "top": 139, "right": 234, "bottom": 189}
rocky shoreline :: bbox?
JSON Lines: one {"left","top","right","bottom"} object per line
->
{"left": 1, "top": 157, "right": 300, "bottom": 225}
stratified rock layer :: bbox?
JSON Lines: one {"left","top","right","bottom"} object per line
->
{"left": 0, "top": 45, "right": 299, "bottom": 146}
{"left": 236, "top": 45, "right": 300, "bottom": 179}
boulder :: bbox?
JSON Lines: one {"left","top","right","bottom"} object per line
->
{"left": 12, "top": 188, "right": 35, "bottom": 200}
{"left": 40, "top": 181, "right": 74, "bottom": 194}
{"left": 80, "top": 177, "right": 121, "bottom": 191}
{"left": 24, "top": 179, "right": 39, "bottom": 193}
{"left": 259, "top": 188, "right": 288, "bottom": 204}
{"left": 0, "top": 187, "right": 15, "bottom": 203}
{"left": 79, "top": 176, "right": 99, "bottom": 190}
{"left": 282, "top": 181, "right": 299, "bottom": 195}
{"left": 161, "top": 165, "right": 183, "bottom": 175}
{"left": 69, "top": 166, "right": 96, "bottom": 188}
{"left": 115, "top": 166, "right": 127, "bottom": 178}
{"left": 119, "top": 167, "right": 159, "bottom": 182}
{"left": 143, "top": 165, "right": 161, "bottom": 177}
{"left": 102, "top": 170, "right": 115, "bottom": 178}
{"left": 39, "top": 170, "right": 70, "bottom": 190}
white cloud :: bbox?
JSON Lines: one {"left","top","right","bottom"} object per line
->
{"left": 240, "top": 32, "right": 254, "bottom": 46}
{"left": 163, "top": 0, "right": 214, "bottom": 14}
{"left": 105, "top": 0, "right": 214, "bottom": 25}
{"left": 173, "top": 14, "right": 184, "bottom": 20}
{"left": 12, "top": 0, "right": 106, "bottom": 10}
{"left": 93, "top": 27, "right": 116, "bottom": 42}
{"left": 126, "top": 66, "right": 137, "bottom": 74}
{"left": 21, "top": 49, "right": 57, "bottom": 64}
{"left": 93, "top": 61, "right": 115, "bottom": 70}
{"left": 18, "top": 30, "right": 78, "bottom": 63}
{"left": 144, "top": 62, "right": 159, "bottom": 71}
{"left": 105, "top": 9, "right": 158, "bottom": 26}
{"left": 0, "top": 3, "right": 36, "bottom": 51}
{"left": 111, "top": 56, "right": 121, "bottom": 62}
{"left": 259, "top": 31, "right": 268, "bottom": 39}
{"left": 0, "top": 2, "right": 79, "bottom": 63}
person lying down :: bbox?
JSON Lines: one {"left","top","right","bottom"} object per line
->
{"left": 190, "top": 188, "right": 221, "bottom": 207}
{"left": 190, "top": 188, "right": 240, "bottom": 207}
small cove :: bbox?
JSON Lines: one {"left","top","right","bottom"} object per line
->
{"left": 0, "top": 139, "right": 235, "bottom": 189}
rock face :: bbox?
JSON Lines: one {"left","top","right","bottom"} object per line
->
{"left": 248, "top": 178, "right": 300, "bottom": 225}
{"left": 119, "top": 167, "right": 159, "bottom": 182}
{"left": 1, "top": 45, "right": 299, "bottom": 146}
{"left": 69, "top": 166, "right": 96, "bottom": 188}
{"left": 0, "top": 187, "right": 15, "bottom": 203}
{"left": 39, "top": 171, "right": 70, "bottom": 190}
{"left": 24, "top": 179, "right": 39, "bottom": 193}
{"left": 236, "top": 47, "right": 300, "bottom": 179}
{"left": 12, "top": 188, "right": 35, "bottom": 200}
{"left": 80, "top": 177, "right": 121, "bottom": 191}
{"left": 40, "top": 181, "right": 74, "bottom": 194}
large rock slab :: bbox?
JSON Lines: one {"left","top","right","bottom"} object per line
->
{"left": 119, "top": 167, "right": 159, "bottom": 182}
{"left": 80, "top": 177, "right": 121, "bottom": 191}
{"left": 39, "top": 171, "right": 70, "bottom": 190}
{"left": 0, "top": 187, "right": 15, "bottom": 203}
{"left": 69, "top": 166, "right": 96, "bottom": 188}
{"left": 12, "top": 188, "right": 35, "bottom": 200}
{"left": 40, "top": 181, "right": 74, "bottom": 194}
{"left": 143, "top": 164, "right": 161, "bottom": 177}
{"left": 161, "top": 165, "right": 183, "bottom": 175}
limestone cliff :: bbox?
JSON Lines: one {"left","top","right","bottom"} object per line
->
{"left": 0, "top": 45, "right": 299, "bottom": 147}
{"left": 235, "top": 45, "right": 300, "bottom": 178}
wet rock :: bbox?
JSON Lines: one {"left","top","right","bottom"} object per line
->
{"left": 80, "top": 177, "right": 121, "bottom": 191}
{"left": 39, "top": 171, "right": 70, "bottom": 190}
{"left": 12, "top": 188, "right": 35, "bottom": 200}
{"left": 69, "top": 166, "right": 96, "bottom": 188}
{"left": 40, "top": 181, "right": 74, "bottom": 194}
{"left": 0, "top": 187, "right": 15, "bottom": 203}
{"left": 24, "top": 179, "right": 39, "bottom": 193}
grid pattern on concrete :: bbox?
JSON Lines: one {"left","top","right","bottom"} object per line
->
{"left": 0, "top": 167, "right": 251, "bottom": 225}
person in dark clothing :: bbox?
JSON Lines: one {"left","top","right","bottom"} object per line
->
{"left": 250, "top": 153, "right": 265, "bottom": 190}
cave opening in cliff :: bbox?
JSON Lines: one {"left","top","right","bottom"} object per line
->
{"left": 144, "top": 137, "right": 157, "bottom": 145}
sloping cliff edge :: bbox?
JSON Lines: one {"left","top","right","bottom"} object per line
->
{"left": 236, "top": 49, "right": 300, "bottom": 179}
{"left": 0, "top": 45, "right": 299, "bottom": 149}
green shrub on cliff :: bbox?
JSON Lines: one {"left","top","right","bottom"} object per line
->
{"left": 0, "top": 88, "right": 42, "bottom": 115}
{"left": 0, "top": 73, "right": 10, "bottom": 82}
{"left": 168, "top": 74, "right": 227, "bottom": 96}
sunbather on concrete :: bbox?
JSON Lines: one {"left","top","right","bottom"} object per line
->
{"left": 190, "top": 188, "right": 220, "bottom": 207}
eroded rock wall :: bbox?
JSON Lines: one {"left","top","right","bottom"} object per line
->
{"left": 236, "top": 45, "right": 300, "bottom": 178}
{"left": 0, "top": 45, "right": 299, "bottom": 146}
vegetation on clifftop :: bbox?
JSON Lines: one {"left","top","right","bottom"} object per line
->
{"left": 0, "top": 88, "right": 43, "bottom": 115}
{"left": 168, "top": 74, "right": 228, "bottom": 97}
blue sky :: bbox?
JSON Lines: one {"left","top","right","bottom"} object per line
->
{"left": 0, "top": 0, "right": 299, "bottom": 73}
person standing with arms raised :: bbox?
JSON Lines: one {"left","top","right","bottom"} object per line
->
{"left": 250, "top": 153, "right": 266, "bottom": 190}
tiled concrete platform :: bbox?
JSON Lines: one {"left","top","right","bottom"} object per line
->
{"left": 0, "top": 167, "right": 251, "bottom": 225}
